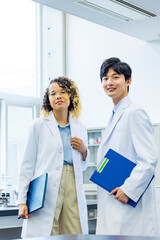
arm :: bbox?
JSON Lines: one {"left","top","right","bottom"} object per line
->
{"left": 71, "top": 122, "right": 89, "bottom": 171}
{"left": 18, "top": 120, "right": 39, "bottom": 216}
{"left": 120, "top": 108, "right": 158, "bottom": 202}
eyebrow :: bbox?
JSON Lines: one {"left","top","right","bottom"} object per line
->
{"left": 50, "top": 90, "right": 55, "bottom": 93}
{"left": 103, "top": 73, "right": 119, "bottom": 78}
{"left": 50, "top": 88, "right": 66, "bottom": 93}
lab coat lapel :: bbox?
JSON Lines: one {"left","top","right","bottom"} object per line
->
{"left": 68, "top": 114, "right": 79, "bottom": 164}
{"left": 101, "top": 111, "right": 123, "bottom": 146}
{"left": 69, "top": 113, "right": 77, "bottom": 137}
{"left": 101, "top": 97, "right": 130, "bottom": 146}
{"left": 45, "top": 111, "right": 62, "bottom": 148}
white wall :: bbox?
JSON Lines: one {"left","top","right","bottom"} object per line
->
{"left": 66, "top": 14, "right": 160, "bottom": 128}
{"left": 41, "top": 6, "right": 64, "bottom": 96}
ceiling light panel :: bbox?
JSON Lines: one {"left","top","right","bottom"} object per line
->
{"left": 75, "top": 0, "right": 157, "bottom": 21}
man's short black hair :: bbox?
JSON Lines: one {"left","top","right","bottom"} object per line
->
{"left": 100, "top": 57, "right": 132, "bottom": 82}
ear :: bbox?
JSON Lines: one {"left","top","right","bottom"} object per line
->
{"left": 126, "top": 78, "right": 132, "bottom": 87}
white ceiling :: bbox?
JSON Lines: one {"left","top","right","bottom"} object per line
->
{"left": 33, "top": 0, "right": 160, "bottom": 42}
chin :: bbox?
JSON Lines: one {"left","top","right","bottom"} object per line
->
{"left": 107, "top": 93, "right": 115, "bottom": 97}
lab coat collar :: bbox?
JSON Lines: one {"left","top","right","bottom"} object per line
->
{"left": 44, "top": 111, "right": 63, "bottom": 148}
{"left": 102, "top": 96, "right": 131, "bottom": 145}
{"left": 44, "top": 111, "right": 77, "bottom": 147}
{"left": 113, "top": 95, "right": 130, "bottom": 114}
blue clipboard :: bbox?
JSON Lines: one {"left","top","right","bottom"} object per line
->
{"left": 27, "top": 173, "right": 48, "bottom": 214}
{"left": 90, "top": 149, "right": 154, "bottom": 207}
{"left": 18, "top": 173, "right": 48, "bottom": 218}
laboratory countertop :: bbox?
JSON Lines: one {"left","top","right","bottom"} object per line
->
{"left": 0, "top": 206, "right": 19, "bottom": 216}
{"left": 14, "top": 234, "right": 160, "bottom": 240}
{"left": 0, "top": 200, "right": 97, "bottom": 217}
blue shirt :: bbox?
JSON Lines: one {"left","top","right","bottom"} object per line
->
{"left": 113, "top": 95, "right": 128, "bottom": 114}
{"left": 108, "top": 96, "right": 129, "bottom": 127}
{"left": 58, "top": 123, "right": 73, "bottom": 165}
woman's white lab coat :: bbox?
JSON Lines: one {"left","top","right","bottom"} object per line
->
{"left": 18, "top": 111, "right": 89, "bottom": 238}
{"left": 96, "top": 97, "right": 159, "bottom": 236}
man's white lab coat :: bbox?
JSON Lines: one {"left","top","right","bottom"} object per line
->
{"left": 96, "top": 97, "right": 159, "bottom": 236}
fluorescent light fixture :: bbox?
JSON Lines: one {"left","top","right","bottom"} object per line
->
{"left": 75, "top": 0, "right": 157, "bottom": 22}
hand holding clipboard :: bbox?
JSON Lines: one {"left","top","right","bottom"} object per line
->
{"left": 90, "top": 149, "right": 154, "bottom": 207}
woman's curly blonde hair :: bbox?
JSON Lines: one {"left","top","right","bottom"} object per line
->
{"left": 41, "top": 77, "right": 82, "bottom": 120}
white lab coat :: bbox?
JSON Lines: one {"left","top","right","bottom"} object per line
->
{"left": 96, "top": 97, "right": 159, "bottom": 236}
{"left": 18, "top": 111, "right": 89, "bottom": 238}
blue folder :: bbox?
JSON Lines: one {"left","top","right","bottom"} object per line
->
{"left": 90, "top": 149, "right": 154, "bottom": 207}
{"left": 18, "top": 173, "right": 48, "bottom": 219}
{"left": 27, "top": 173, "right": 48, "bottom": 214}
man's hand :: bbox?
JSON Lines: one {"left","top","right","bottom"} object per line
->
{"left": 71, "top": 137, "right": 87, "bottom": 161}
{"left": 110, "top": 187, "right": 129, "bottom": 204}
{"left": 18, "top": 204, "right": 29, "bottom": 219}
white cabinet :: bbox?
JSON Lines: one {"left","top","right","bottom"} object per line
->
{"left": 83, "top": 127, "right": 105, "bottom": 198}
{"left": 83, "top": 128, "right": 105, "bottom": 234}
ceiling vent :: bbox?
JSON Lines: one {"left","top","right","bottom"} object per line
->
{"left": 75, "top": 0, "right": 157, "bottom": 22}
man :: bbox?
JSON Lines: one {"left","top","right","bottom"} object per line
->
{"left": 96, "top": 57, "right": 159, "bottom": 236}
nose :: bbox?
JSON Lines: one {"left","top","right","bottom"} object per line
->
{"left": 56, "top": 92, "right": 62, "bottom": 99}
{"left": 107, "top": 77, "right": 113, "bottom": 85}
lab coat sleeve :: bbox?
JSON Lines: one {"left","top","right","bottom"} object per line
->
{"left": 120, "top": 108, "right": 158, "bottom": 202}
{"left": 18, "top": 120, "right": 39, "bottom": 204}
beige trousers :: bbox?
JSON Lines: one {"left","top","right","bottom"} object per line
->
{"left": 51, "top": 165, "right": 82, "bottom": 235}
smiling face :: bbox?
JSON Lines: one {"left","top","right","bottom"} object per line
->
{"left": 102, "top": 68, "right": 131, "bottom": 106}
{"left": 49, "top": 82, "right": 70, "bottom": 114}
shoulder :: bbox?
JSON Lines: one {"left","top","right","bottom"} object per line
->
{"left": 126, "top": 100, "right": 149, "bottom": 118}
{"left": 29, "top": 117, "right": 45, "bottom": 132}
{"left": 131, "top": 105, "right": 149, "bottom": 118}
{"left": 126, "top": 101, "right": 152, "bottom": 128}
{"left": 72, "top": 117, "right": 86, "bottom": 128}
{"left": 70, "top": 116, "right": 87, "bottom": 133}
{"left": 32, "top": 116, "right": 45, "bottom": 126}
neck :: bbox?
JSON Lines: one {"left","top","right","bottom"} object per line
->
{"left": 113, "top": 93, "right": 128, "bottom": 106}
{"left": 53, "top": 110, "right": 69, "bottom": 127}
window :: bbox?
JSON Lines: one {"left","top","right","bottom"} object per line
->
{"left": 0, "top": 0, "right": 41, "bottom": 190}
{"left": 0, "top": 2, "right": 65, "bottom": 191}
{"left": 7, "top": 106, "right": 33, "bottom": 186}
{"left": 0, "top": 0, "right": 37, "bottom": 97}
{"left": 0, "top": 95, "right": 40, "bottom": 184}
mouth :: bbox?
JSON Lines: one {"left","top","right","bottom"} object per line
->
{"left": 56, "top": 101, "right": 64, "bottom": 104}
{"left": 107, "top": 87, "right": 116, "bottom": 92}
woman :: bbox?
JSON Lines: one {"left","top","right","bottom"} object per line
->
{"left": 18, "top": 77, "right": 89, "bottom": 238}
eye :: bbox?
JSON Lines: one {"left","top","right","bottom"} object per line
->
{"left": 61, "top": 90, "right": 66, "bottom": 94}
{"left": 102, "top": 78, "right": 108, "bottom": 82}
{"left": 50, "top": 92, "right": 55, "bottom": 96}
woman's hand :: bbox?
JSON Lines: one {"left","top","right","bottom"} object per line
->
{"left": 110, "top": 187, "right": 129, "bottom": 204}
{"left": 71, "top": 137, "right": 87, "bottom": 161}
{"left": 18, "top": 204, "right": 29, "bottom": 219}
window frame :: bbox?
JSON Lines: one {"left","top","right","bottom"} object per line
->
{"left": 0, "top": 2, "right": 42, "bottom": 177}
{"left": 0, "top": 94, "right": 41, "bottom": 176}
